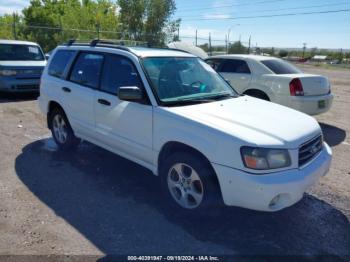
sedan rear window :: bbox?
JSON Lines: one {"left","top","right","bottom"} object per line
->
{"left": 0, "top": 44, "right": 44, "bottom": 61}
{"left": 261, "top": 59, "right": 301, "bottom": 74}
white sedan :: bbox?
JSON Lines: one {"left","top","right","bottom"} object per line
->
{"left": 205, "top": 55, "right": 333, "bottom": 115}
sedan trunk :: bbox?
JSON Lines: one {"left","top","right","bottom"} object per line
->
{"left": 285, "top": 74, "right": 330, "bottom": 96}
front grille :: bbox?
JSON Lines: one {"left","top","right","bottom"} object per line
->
{"left": 17, "top": 69, "right": 43, "bottom": 75}
{"left": 299, "top": 135, "right": 323, "bottom": 167}
{"left": 15, "top": 84, "right": 39, "bottom": 90}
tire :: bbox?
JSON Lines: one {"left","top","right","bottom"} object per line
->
{"left": 49, "top": 108, "right": 80, "bottom": 151}
{"left": 160, "top": 151, "right": 221, "bottom": 213}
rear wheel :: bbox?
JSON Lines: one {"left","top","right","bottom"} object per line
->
{"left": 160, "top": 152, "right": 221, "bottom": 212}
{"left": 49, "top": 108, "right": 80, "bottom": 150}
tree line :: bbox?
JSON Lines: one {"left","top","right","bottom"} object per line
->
{"left": 0, "top": 0, "right": 180, "bottom": 52}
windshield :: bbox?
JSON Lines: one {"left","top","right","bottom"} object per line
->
{"left": 0, "top": 44, "right": 45, "bottom": 61}
{"left": 142, "top": 57, "right": 238, "bottom": 105}
{"left": 261, "top": 59, "right": 301, "bottom": 74}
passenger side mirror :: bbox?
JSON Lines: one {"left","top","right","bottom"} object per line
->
{"left": 118, "top": 86, "right": 143, "bottom": 102}
{"left": 45, "top": 54, "right": 50, "bottom": 60}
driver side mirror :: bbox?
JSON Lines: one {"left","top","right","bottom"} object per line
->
{"left": 45, "top": 54, "right": 50, "bottom": 60}
{"left": 118, "top": 86, "right": 143, "bottom": 102}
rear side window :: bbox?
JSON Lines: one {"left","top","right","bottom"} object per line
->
{"left": 48, "top": 50, "right": 75, "bottom": 78}
{"left": 206, "top": 59, "right": 222, "bottom": 71}
{"left": 69, "top": 52, "right": 104, "bottom": 89}
{"left": 260, "top": 59, "right": 301, "bottom": 74}
{"left": 220, "top": 59, "right": 251, "bottom": 74}
{"left": 100, "top": 55, "right": 142, "bottom": 95}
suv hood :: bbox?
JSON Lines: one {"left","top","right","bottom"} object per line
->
{"left": 0, "top": 60, "right": 46, "bottom": 67}
{"left": 164, "top": 96, "right": 321, "bottom": 148}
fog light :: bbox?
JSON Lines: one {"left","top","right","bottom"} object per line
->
{"left": 269, "top": 194, "right": 281, "bottom": 208}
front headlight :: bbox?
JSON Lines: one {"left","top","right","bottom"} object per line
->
{"left": 0, "top": 69, "right": 17, "bottom": 76}
{"left": 241, "top": 147, "right": 291, "bottom": 170}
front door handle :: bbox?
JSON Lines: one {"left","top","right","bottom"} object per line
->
{"left": 62, "top": 87, "right": 71, "bottom": 93}
{"left": 98, "top": 99, "right": 111, "bottom": 106}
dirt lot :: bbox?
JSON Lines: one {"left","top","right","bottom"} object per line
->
{"left": 0, "top": 64, "right": 349, "bottom": 259}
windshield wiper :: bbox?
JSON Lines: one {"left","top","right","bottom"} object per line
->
{"left": 162, "top": 93, "right": 236, "bottom": 107}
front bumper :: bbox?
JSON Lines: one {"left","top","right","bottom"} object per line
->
{"left": 289, "top": 93, "right": 333, "bottom": 115}
{"left": 0, "top": 77, "right": 40, "bottom": 93}
{"left": 212, "top": 143, "right": 332, "bottom": 212}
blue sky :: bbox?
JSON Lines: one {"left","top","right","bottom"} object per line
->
{"left": 1, "top": 0, "right": 350, "bottom": 49}
{"left": 176, "top": 0, "right": 350, "bottom": 49}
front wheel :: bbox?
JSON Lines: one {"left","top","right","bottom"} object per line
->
{"left": 160, "top": 152, "right": 221, "bottom": 212}
{"left": 49, "top": 108, "right": 80, "bottom": 150}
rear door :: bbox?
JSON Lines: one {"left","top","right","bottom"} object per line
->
{"left": 94, "top": 53, "right": 153, "bottom": 165}
{"left": 217, "top": 59, "right": 252, "bottom": 93}
{"left": 64, "top": 52, "right": 104, "bottom": 138}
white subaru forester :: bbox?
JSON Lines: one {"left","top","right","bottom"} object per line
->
{"left": 38, "top": 40, "right": 332, "bottom": 212}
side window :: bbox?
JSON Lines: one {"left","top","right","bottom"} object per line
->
{"left": 48, "top": 50, "right": 75, "bottom": 78}
{"left": 206, "top": 59, "right": 222, "bottom": 71}
{"left": 220, "top": 59, "right": 251, "bottom": 74}
{"left": 69, "top": 52, "right": 104, "bottom": 89}
{"left": 100, "top": 55, "right": 142, "bottom": 95}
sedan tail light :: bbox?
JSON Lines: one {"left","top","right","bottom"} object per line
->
{"left": 289, "top": 78, "right": 304, "bottom": 96}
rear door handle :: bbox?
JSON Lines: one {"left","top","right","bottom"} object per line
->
{"left": 62, "top": 87, "right": 71, "bottom": 93}
{"left": 98, "top": 99, "right": 111, "bottom": 106}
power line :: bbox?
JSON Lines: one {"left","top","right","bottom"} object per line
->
{"left": 175, "top": 1, "right": 350, "bottom": 19}
{"left": 176, "top": 0, "right": 288, "bottom": 13}
{"left": 181, "top": 8, "right": 350, "bottom": 22}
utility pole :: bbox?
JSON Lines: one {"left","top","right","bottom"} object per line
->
{"left": 96, "top": 23, "right": 100, "bottom": 39}
{"left": 209, "top": 33, "right": 212, "bottom": 56}
{"left": 248, "top": 35, "right": 251, "bottom": 54}
{"left": 225, "top": 34, "right": 228, "bottom": 54}
{"left": 302, "top": 43, "right": 307, "bottom": 58}
{"left": 12, "top": 12, "right": 17, "bottom": 40}
{"left": 178, "top": 27, "right": 180, "bottom": 41}
{"left": 195, "top": 30, "right": 198, "bottom": 46}
{"left": 59, "top": 16, "right": 63, "bottom": 38}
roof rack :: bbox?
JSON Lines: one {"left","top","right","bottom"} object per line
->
{"left": 60, "top": 39, "right": 150, "bottom": 56}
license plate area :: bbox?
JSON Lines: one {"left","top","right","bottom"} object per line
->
{"left": 318, "top": 100, "right": 326, "bottom": 109}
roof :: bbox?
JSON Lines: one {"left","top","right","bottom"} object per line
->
{"left": 58, "top": 40, "right": 197, "bottom": 58}
{"left": 0, "top": 39, "right": 40, "bottom": 46}
{"left": 167, "top": 42, "right": 208, "bottom": 59}
{"left": 207, "top": 54, "right": 278, "bottom": 61}
{"left": 125, "top": 47, "right": 196, "bottom": 58}
{"left": 59, "top": 44, "right": 196, "bottom": 58}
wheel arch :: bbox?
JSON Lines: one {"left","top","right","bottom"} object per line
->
{"left": 47, "top": 101, "right": 66, "bottom": 129}
{"left": 157, "top": 141, "right": 224, "bottom": 206}
{"left": 157, "top": 141, "right": 215, "bottom": 176}
{"left": 243, "top": 88, "right": 271, "bottom": 101}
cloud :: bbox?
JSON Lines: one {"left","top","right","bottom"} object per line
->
{"left": 202, "top": 13, "right": 231, "bottom": 19}
{"left": 201, "top": 0, "right": 234, "bottom": 21}
{"left": 0, "top": 0, "right": 30, "bottom": 15}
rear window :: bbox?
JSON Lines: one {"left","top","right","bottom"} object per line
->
{"left": 261, "top": 59, "right": 301, "bottom": 74}
{"left": 0, "top": 44, "right": 44, "bottom": 61}
{"left": 69, "top": 52, "right": 104, "bottom": 89}
{"left": 48, "top": 50, "right": 76, "bottom": 78}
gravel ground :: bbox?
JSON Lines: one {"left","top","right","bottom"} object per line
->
{"left": 0, "top": 64, "right": 349, "bottom": 260}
